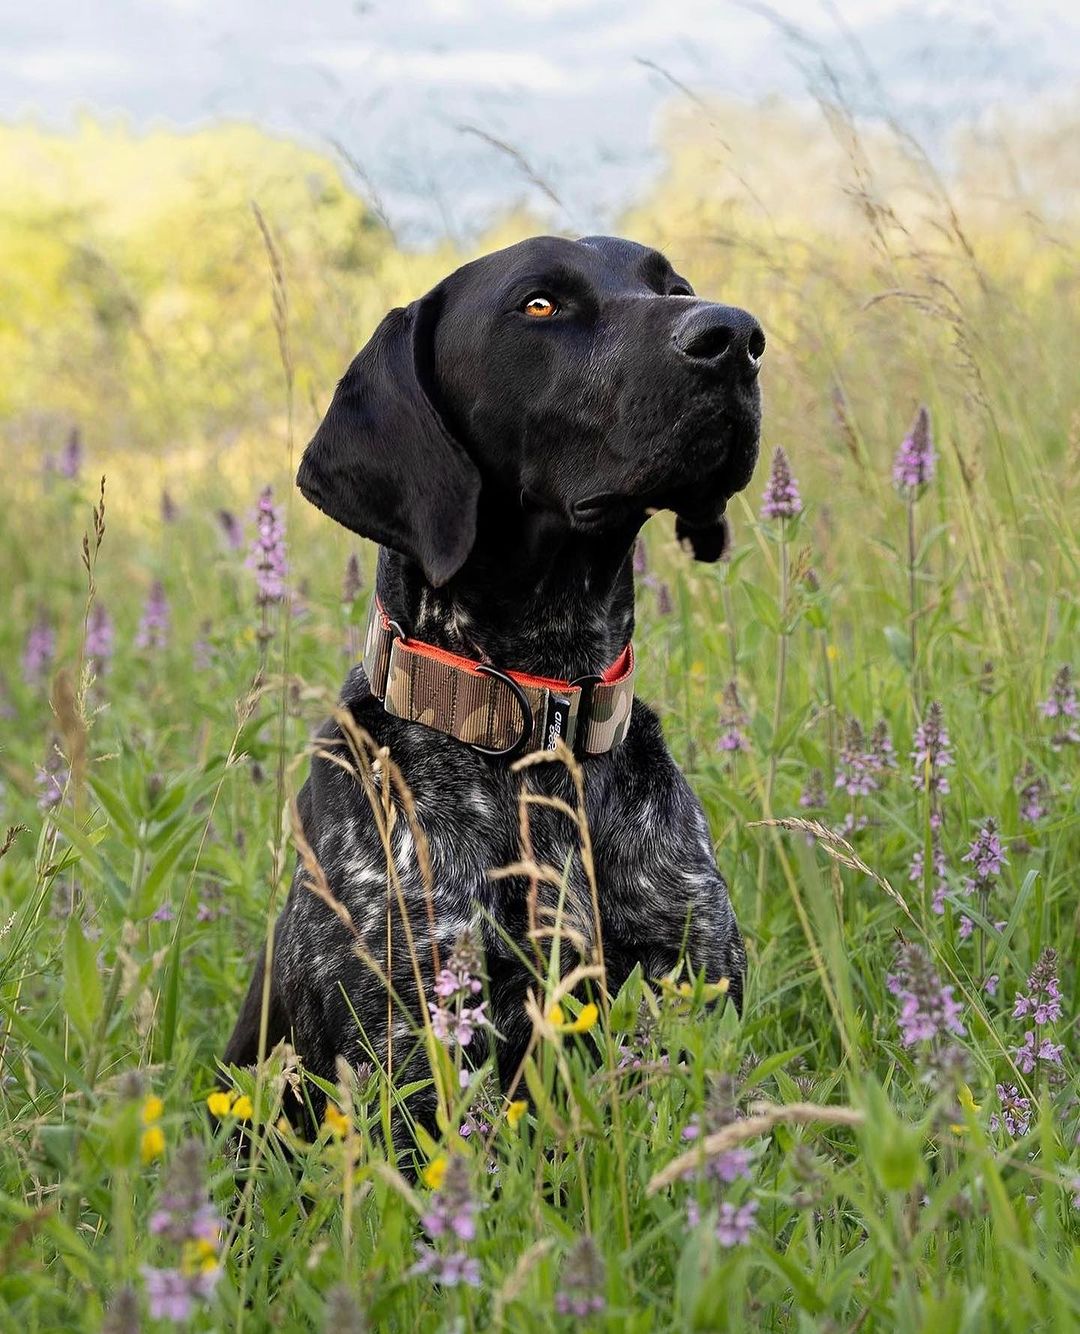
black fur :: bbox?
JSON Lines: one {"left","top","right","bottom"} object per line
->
{"left": 224, "top": 234, "right": 763, "bottom": 1131}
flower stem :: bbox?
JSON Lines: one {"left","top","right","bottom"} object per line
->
{"left": 765, "top": 524, "right": 789, "bottom": 814}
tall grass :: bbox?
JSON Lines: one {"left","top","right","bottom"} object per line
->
{"left": 0, "top": 90, "right": 1077, "bottom": 1330}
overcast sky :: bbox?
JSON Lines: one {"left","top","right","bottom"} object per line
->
{"left": 3, "top": 0, "right": 1078, "bottom": 242}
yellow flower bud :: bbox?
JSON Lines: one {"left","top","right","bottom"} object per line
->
{"left": 323, "top": 1103, "right": 350, "bottom": 1138}
{"left": 140, "top": 1095, "right": 164, "bottom": 1125}
{"left": 140, "top": 1125, "right": 165, "bottom": 1163}
{"left": 206, "top": 1091, "right": 234, "bottom": 1118}
{"left": 422, "top": 1154, "right": 448, "bottom": 1190}
{"left": 231, "top": 1094, "right": 254, "bottom": 1121}
{"left": 506, "top": 1100, "right": 528, "bottom": 1129}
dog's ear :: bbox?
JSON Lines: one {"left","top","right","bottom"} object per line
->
{"left": 297, "top": 289, "right": 479, "bottom": 587}
{"left": 675, "top": 511, "right": 731, "bottom": 563}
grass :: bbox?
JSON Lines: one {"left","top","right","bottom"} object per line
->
{"left": 1, "top": 93, "right": 1078, "bottom": 1331}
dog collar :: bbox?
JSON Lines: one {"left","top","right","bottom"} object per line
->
{"left": 362, "top": 595, "right": 635, "bottom": 760}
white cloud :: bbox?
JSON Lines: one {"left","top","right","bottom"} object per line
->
{"left": 295, "top": 41, "right": 592, "bottom": 91}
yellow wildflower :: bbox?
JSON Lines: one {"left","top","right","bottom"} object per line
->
{"left": 140, "top": 1125, "right": 165, "bottom": 1163}
{"left": 422, "top": 1154, "right": 448, "bottom": 1189}
{"left": 181, "top": 1238, "right": 219, "bottom": 1276}
{"left": 206, "top": 1090, "right": 234, "bottom": 1118}
{"left": 323, "top": 1103, "right": 350, "bottom": 1138}
{"left": 826, "top": 644, "right": 839, "bottom": 662}
{"left": 957, "top": 1084, "right": 981, "bottom": 1114}
{"left": 140, "top": 1095, "right": 164, "bottom": 1125}
{"left": 950, "top": 1083, "right": 982, "bottom": 1134}
{"left": 231, "top": 1094, "right": 254, "bottom": 1121}
{"left": 506, "top": 1100, "right": 528, "bottom": 1129}
{"left": 545, "top": 1002, "right": 599, "bottom": 1034}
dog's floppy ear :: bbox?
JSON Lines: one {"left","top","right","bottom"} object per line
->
{"left": 296, "top": 289, "right": 479, "bottom": 587}
{"left": 675, "top": 510, "right": 731, "bottom": 563}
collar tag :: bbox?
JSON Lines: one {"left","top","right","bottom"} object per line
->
{"left": 543, "top": 692, "right": 573, "bottom": 751}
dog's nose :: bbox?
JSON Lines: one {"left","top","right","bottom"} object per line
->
{"left": 672, "top": 303, "right": 765, "bottom": 378}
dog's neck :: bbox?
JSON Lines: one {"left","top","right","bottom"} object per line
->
{"left": 374, "top": 504, "right": 641, "bottom": 682}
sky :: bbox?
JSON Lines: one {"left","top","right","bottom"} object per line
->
{"left": 3, "top": 0, "right": 1078, "bottom": 243}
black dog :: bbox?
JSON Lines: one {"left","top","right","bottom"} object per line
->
{"left": 224, "top": 234, "right": 763, "bottom": 1131}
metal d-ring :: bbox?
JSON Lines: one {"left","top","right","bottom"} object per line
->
{"left": 471, "top": 664, "right": 534, "bottom": 760}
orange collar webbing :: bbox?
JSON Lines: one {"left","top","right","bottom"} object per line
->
{"left": 362, "top": 596, "right": 635, "bottom": 759}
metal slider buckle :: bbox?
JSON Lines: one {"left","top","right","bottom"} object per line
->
{"left": 471, "top": 665, "right": 533, "bottom": 761}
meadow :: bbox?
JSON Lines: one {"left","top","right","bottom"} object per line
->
{"left": 0, "top": 93, "right": 1078, "bottom": 1330}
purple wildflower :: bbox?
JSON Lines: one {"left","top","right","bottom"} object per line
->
{"left": 717, "top": 680, "right": 749, "bottom": 754}
{"left": 413, "top": 1157, "right": 481, "bottom": 1289}
{"left": 85, "top": 602, "right": 114, "bottom": 677}
{"left": 615, "top": 1004, "right": 666, "bottom": 1071}
{"left": 760, "top": 446, "right": 802, "bottom": 520}
{"left": 655, "top": 581, "right": 673, "bottom": 616}
{"left": 36, "top": 743, "right": 68, "bottom": 811}
{"left": 799, "top": 769, "right": 826, "bottom": 810}
{"left": 960, "top": 816, "right": 1002, "bottom": 891}
{"left": 141, "top": 1266, "right": 217, "bottom": 1321}
{"left": 22, "top": 612, "right": 55, "bottom": 686}
{"left": 143, "top": 1139, "right": 221, "bottom": 1320}
{"left": 342, "top": 553, "right": 363, "bottom": 605}
{"left": 421, "top": 1156, "right": 477, "bottom": 1243}
{"left": 135, "top": 580, "right": 170, "bottom": 651}
{"left": 148, "top": 1140, "right": 222, "bottom": 1246}
{"left": 554, "top": 1236, "right": 606, "bottom": 1317}
{"left": 247, "top": 486, "right": 288, "bottom": 604}
{"left": 1014, "top": 1031, "right": 1064, "bottom": 1075}
{"left": 57, "top": 428, "right": 83, "bottom": 480}
{"left": 410, "top": 1247, "right": 481, "bottom": 1288}
{"left": 216, "top": 509, "right": 244, "bottom": 550}
{"left": 911, "top": 701, "right": 954, "bottom": 798}
{"left": 193, "top": 620, "right": 214, "bottom": 670}
{"left": 1040, "top": 665, "right": 1079, "bottom": 747}
{"left": 892, "top": 405, "right": 936, "bottom": 492}
{"left": 869, "top": 720, "right": 897, "bottom": 772}
{"left": 1015, "top": 762, "right": 1049, "bottom": 823}
{"left": 710, "top": 1148, "right": 752, "bottom": 1184}
{"left": 989, "top": 1082, "right": 1032, "bottom": 1138}
{"left": 984, "top": 974, "right": 999, "bottom": 997}
{"left": 1013, "top": 949, "right": 1063, "bottom": 1025}
{"left": 909, "top": 837, "right": 948, "bottom": 914}
{"left": 714, "top": 1197, "right": 758, "bottom": 1248}
{"left": 887, "top": 942, "right": 965, "bottom": 1046}
{"left": 160, "top": 489, "right": 179, "bottom": 523}
{"left": 101, "top": 1285, "right": 140, "bottom": 1334}
{"left": 429, "top": 931, "right": 488, "bottom": 1050}
{"left": 835, "top": 718, "right": 877, "bottom": 797}
{"left": 632, "top": 538, "right": 648, "bottom": 576}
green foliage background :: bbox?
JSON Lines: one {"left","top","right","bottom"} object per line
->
{"left": 0, "top": 97, "right": 1078, "bottom": 1330}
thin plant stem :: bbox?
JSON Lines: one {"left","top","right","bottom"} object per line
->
{"left": 766, "top": 523, "right": 790, "bottom": 814}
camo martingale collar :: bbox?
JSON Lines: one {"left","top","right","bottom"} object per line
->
{"left": 362, "top": 596, "right": 636, "bottom": 760}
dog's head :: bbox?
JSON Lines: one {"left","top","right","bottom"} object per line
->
{"left": 297, "top": 234, "right": 763, "bottom": 585}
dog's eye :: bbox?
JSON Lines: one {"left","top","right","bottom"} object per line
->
{"left": 522, "top": 293, "right": 558, "bottom": 318}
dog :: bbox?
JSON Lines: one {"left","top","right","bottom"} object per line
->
{"left": 223, "top": 234, "right": 763, "bottom": 1134}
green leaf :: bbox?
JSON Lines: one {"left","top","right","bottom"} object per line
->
{"left": 883, "top": 624, "right": 912, "bottom": 669}
{"left": 86, "top": 774, "right": 137, "bottom": 844}
{"left": 63, "top": 916, "right": 103, "bottom": 1043}
{"left": 742, "top": 580, "right": 783, "bottom": 634}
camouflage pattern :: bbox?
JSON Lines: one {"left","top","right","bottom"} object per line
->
{"left": 363, "top": 596, "right": 635, "bottom": 755}
{"left": 580, "top": 660, "right": 636, "bottom": 755}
